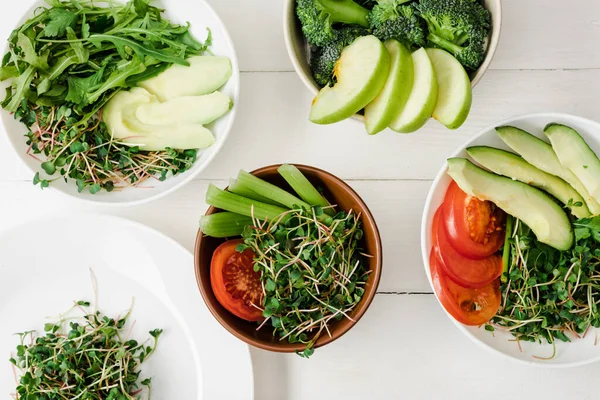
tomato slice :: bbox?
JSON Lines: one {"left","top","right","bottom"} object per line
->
{"left": 433, "top": 207, "right": 503, "bottom": 288}
{"left": 430, "top": 250, "right": 501, "bottom": 326}
{"left": 443, "top": 181, "right": 505, "bottom": 259}
{"left": 210, "top": 239, "right": 264, "bottom": 322}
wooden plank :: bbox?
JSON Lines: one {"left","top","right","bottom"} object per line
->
{"left": 251, "top": 294, "right": 600, "bottom": 400}
{"left": 0, "top": 179, "right": 435, "bottom": 292}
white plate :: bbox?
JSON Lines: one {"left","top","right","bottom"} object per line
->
{"left": 421, "top": 112, "right": 600, "bottom": 367}
{"left": 0, "top": 0, "right": 239, "bottom": 206}
{"left": 0, "top": 214, "right": 254, "bottom": 398}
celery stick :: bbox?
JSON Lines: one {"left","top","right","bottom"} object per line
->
{"left": 228, "top": 178, "right": 282, "bottom": 206}
{"left": 200, "top": 212, "right": 254, "bottom": 238}
{"left": 501, "top": 215, "right": 514, "bottom": 283}
{"left": 206, "top": 184, "right": 288, "bottom": 221}
{"left": 277, "top": 164, "right": 334, "bottom": 215}
{"left": 237, "top": 170, "right": 311, "bottom": 210}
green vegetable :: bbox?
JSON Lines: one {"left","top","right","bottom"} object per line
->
{"left": 1, "top": 0, "right": 209, "bottom": 193}
{"left": 494, "top": 216, "right": 600, "bottom": 345}
{"left": 415, "top": 0, "right": 490, "bottom": 70}
{"left": 200, "top": 212, "right": 254, "bottom": 238}
{"left": 277, "top": 164, "right": 334, "bottom": 215}
{"left": 206, "top": 184, "right": 289, "bottom": 222}
{"left": 501, "top": 215, "right": 513, "bottom": 283}
{"left": 228, "top": 178, "right": 284, "bottom": 206}
{"left": 367, "top": 0, "right": 426, "bottom": 48}
{"left": 236, "top": 170, "right": 311, "bottom": 210}
{"left": 310, "top": 26, "right": 369, "bottom": 87}
{"left": 241, "top": 207, "right": 368, "bottom": 357}
{"left": 11, "top": 301, "right": 162, "bottom": 399}
{"left": 296, "top": 0, "right": 370, "bottom": 47}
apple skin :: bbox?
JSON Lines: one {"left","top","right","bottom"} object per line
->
{"left": 389, "top": 48, "right": 438, "bottom": 134}
{"left": 426, "top": 48, "right": 472, "bottom": 130}
{"left": 364, "top": 40, "right": 414, "bottom": 135}
{"left": 309, "top": 35, "right": 391, "bottom": 125}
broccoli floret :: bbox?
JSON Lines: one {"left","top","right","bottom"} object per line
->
{"left": 296, "top": 0, "right": 370, "bottom": 47}
{"left": 367, "top": 0, "right": 426, "bottom": 48}
{"left": 310, "top": 27, "right": 368, "bottom": 87}
{"left": 415, "top": 0, "right": 490, "bottom": 70}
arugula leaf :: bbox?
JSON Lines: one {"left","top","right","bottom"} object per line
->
{"left": 65, "top": 66, "right": 106, "bottom": 104}
{"left": 66, "top": 27, "right": 89, "bottom": 63}
{"left": 37, "top": 78, "right": 52, "bottom": 95}
{"left": 89, "top": 34, "right": 189, "bottom": 65}
{"left": 43, "top": 8, "right": 78, "bottom": 37}
{"left": 87, "top": 58, "right": 146, "bottom": 104}
{"left": 45, "top": 53, "right": 79, "bottom": 81}
{"left": 5, "top": 66, "right": 35, "bottom": 112}
{"left": 0, "top": 66, "right": 18, "bottom": 81}
{"left": 17, "top": 33, "right": 49, "bottom": 70}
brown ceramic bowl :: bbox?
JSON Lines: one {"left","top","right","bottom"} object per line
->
{"left": 194, "top": 164, "right": 382, "bottom": 352}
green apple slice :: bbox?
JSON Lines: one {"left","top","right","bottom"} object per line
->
{"left": 364, "top": 40, "right": 414, "bottom": 135}
{"left": 389, "top": 48, "right": 438, "bottom": 133}
{"left": 309, "top": 35, "right": 390, "bottom": 125}
{"left": 426, "top": 48, "right": 472, "bottom": 130}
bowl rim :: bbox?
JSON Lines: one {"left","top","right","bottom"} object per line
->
{"left": 420, "top": 112, "right": 600, "bottom": 368}
{"left": 283, "top": 0, "right": 503, "bottom": 121}
{"left": 194, "top": 163, "right": 383, "bottom": 352}
{"left": 0, "top": 0, "right": 240, "bottom": 208}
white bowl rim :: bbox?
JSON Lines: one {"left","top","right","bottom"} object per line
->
{"left": 0, "top": 0, "right": 240, "bottom": 208}
{"left": 420, "top": 112, "right": 600, "bottom": 368}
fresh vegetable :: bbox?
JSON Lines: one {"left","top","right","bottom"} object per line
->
{"left": 494, "top": 216, "right": 600, "bottom": 344}
{"left": 296, "top": 0, "right": 370, "bottom": 47}
{"left": 497, "top": 125, "right": 600, "bottom": 215}
{"left": 11, "top": 300, "right": 162, "bottom": 399}
{"left": 309, "top": 35, "right": 390, "bottom": 124}
{"left": 544, "top": 123, "right": 600, "bottom": 207}
{"left": 430, "top": 250, "right": 501, "bottom": 326}
{"left": 442, "top": 181, "right": 505, "bottom": 259}
{"left": 364, "top": 40, "right": 414, "bottom": 135}
{"left": 228, "top": 178, "right": 283, "bottom": 206}
{"left": 310, "top": 26, "right": 369, "bottom": 87}
{"left": 416, "top": 0, "right": 490, "bottom": 70}
{"left": 389, "top": 47, "right": 438, "bottom": 133}
{"left": 211, "top": 239, "right": 264, "bottom": 322}
{"left": 241, "top": 206, "right": 367, "bottom": 357}
{"left": 447, "top": 158, "right": 574, "bottom": 251}
{"left": 0, "top": 0, "right": 214, "bottom": 193}
{"left": 467, "top": 146, "right": 591, "bottom": 218}
{"left": 433, "top": 207, "right": 503, "bottom": 288}
{"left": 367, "top": 0, "right": 426, "bottom": 48}
{"left": 426, "top": 48, "right": 472, "bottom": 129}
{"left": 201, "top": 165, "right": 370, "bottom": 357}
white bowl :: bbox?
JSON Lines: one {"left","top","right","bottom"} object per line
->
{"left": 421, "top": 112, "right": 600, "bottom": 367}
{"left": 283, "top": 0, "right": 502, "bottom": 122}
{"left": 0, "top": 0, "right": 239, "bottom": 206}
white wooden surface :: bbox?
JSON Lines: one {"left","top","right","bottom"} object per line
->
{"left": 2, "top": 1, "right": 600, "bottom": 399}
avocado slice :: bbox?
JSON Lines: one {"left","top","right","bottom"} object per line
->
{"left": 467, "top": 146, "right": 590, "bottom": 218}
{"left": 544, "top": 123, "right": 600, "bottom": 208}
{"left": 447, "top": 158, "right": 574, "bottom": 251}
{"left": 496, "top": 126, "right": 600, "bottom": 215}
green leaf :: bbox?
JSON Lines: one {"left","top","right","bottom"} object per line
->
{"left": 46, "top": 53, "right": 79, "bottom": 81}
{"left": 575, "top": 227, "right": 591, "bottom": 242}
{"left": 37, "top": 78, "right": 52, "bottom": 95}
{"left": 89, "top": 183, "right": 102, "bottom": 194}
{"left": 41, "top": 161, "right": 56, "bottom": 175}
{"left": 265, "top": 279, "right": 276, "bottom": 292}
{"left": 65, "top": 66, "right": 105, "bottom": 105}
{"left": 43, "top": 8, "right": 77, "bottom": 37}
{"left": 5, "top": 65, "right": 35, "bottom": 112}
{"left": 0, "top": 66, "right": 18, "bottom": 81}
{"left": 89, "top": 34, "right": 189, "bottom": 65}
{"left": 86, "top": 58, "right": 146, "bottom": 104}
{"left": 66, "top": 27, "right": 89, "bottom": 64}
{"left": 17, "top": 33, "right": 49, "bottom": 70}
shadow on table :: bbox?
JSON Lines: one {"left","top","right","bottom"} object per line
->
{"left": 250, "top": 348, "right": 289, "bottom": 400}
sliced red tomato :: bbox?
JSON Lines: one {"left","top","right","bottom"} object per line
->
{"left": 430, "top": 250, "right": 501, "bottom": 326}
{"left": 211, "top": 239, "right": 264, "bottom": 322}
{"left": 433, "top": 207, "right": 503, "bottom": 288}
{"left": 443, "top": 181, "right": 505, "bottom": 259}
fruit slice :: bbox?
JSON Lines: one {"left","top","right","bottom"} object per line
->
{"left": 467, "top": 146, "right": 591, "bottom": 218}
{"left": 447, "top": 158, "right": 574, "bottom": 251}
{"left": 364, "top": 40, "right": 414, "bottom": 135}
{"left": 433, "top": 208, "right": 503, "bottom": 288}
{"left": 426, "top": 48, "right": 472, "bottom": 129}
{"left": 442, "top": 181, "right": 505, "bottom": 259}
{"left": 309, "top": 35, "right": 390, "bottom": 125}
{"left": 544, "top": 123, "right": 600, "bottom": 206}
{"left": 139, "top": 56, "right": 232, "bottom": 101}
{"left": 135, "top": 92, "right": 232, "bottom": 126}
{"left": 389, "top": 48, "right": 438, "bottom": 133}
{"left": 211, "top": 239, "right": 264, "bottom": 322}
{"left": 496, "top": 125, "right": 600, "bottom": 215}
